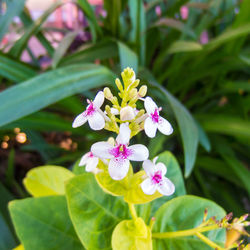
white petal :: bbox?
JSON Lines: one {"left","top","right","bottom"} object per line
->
{"left": 79, "top": 152, "right": 90, "bottom": 166}
{"left": 153, "top": 156, "right": 159, "bottom": 165}
{"left": 141, "top": 178, "right": 157, "bottom": 195}
{"left": 157, "top": 177, "right": 175, "bottom": 196}
{"left": 116, "top": 123, "right": 131, "bottom": 145}
{"left": 155, "top": 162, "right": 167, "bottom": 176}
{"left": 111, "top": 108, "right": 119, "bottom": 115}
{"left": 93, "top": 91, "right": 104, "bottom": 108}
{"left": 108, "top": 158, "right": 130, "bottom": 180}
{"left": 144, "top": 96, "right": 158, "bottom": 114}
{"left": 158, "top": 117, "right": 173, "bottom": 135}
{"left": 127, "top": 144, "right": 149, "bottom": 161}
{"left": 72, "top": 112, "right": 87, "bottom": 128}
{"left": 91, "top": 142, "right": 113, "bottom": 159}
{"left": 86, "top": 157, "right": 99, "bottom": 172}
{"left": 88, "top": 111, "right": 105, "bottom": 130}
{"left": 142, "top": 160, "right": 155, "bottom": 177}
{"left": 144, "top": 117, "right": 157, "bottom": 138}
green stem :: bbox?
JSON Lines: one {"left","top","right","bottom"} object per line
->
{"left": 195, "top": 232, "right": 225, "bottom": 250}
{"left": 128, "top": 203, "right": 137, "bottom": 220}
{"left": 152, "top": 224, "right": 219, "bottom": 238}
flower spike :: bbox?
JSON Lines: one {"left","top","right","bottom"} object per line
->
{"left": 72, "top": 91, "right": 105, "bottom": 130}
{"left": 144, "top": 97, "right": 173, "bottom": 138}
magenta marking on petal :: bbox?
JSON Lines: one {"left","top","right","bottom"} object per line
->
{"left": 151, "top": 170, "right": 162, "bottom": 184}
{"left": 151, "top": 108, "right": 160, "bottom": 123}
{"left": 88, "top": 152, "right": 94, "bottom": 158}
{"left": 109, "top": 144, "right": 133, "bottom": 160}
{"left": 85, "top": 102, "right": 96, "bottom": 116}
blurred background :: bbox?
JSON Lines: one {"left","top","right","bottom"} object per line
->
{"left": 0, "top": 0, "right": 249, "bottom": 249}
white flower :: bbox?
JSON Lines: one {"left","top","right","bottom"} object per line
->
{"left": 144, "top": 97, "right": 173, "bottom": 138}
{"left": 141, "top": 157, "right": 175, "bottom": 196}
{"left": 72, "top": 91, "right": 105, "bottom": 130}
{"left": 79, "top": 152, "right": 99, "bottom": 173}
{"left": 91, "top": 123, "right": 149, "bottom": 180}
{"left": 120, "top": 106, "right": 136, "bottom": 121}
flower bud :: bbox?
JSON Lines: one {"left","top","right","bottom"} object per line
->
{"left": 115, "top": 78, "right": 123, "bottom": 92}
{"left": 129, "top": 88, "right": 138, "bottom": 99}
{"left": 120, "top": 106, "right": 136, "bottom": 121}
{"left": 104, "top": 87, "right": 113, "bottom": 100}
{"left": 139, "top": 85, "right": 147, "bottom": 97}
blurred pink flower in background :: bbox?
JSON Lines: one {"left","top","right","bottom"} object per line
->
{"left": 155, "top": 5, "right": 161, "bottom": 17}
{"left": 180, "top": 6, "right": 189, "bottom": 20}
{"left": 200, "top": 31, "right": 209, "bottom": 44}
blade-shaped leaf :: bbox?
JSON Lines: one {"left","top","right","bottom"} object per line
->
{"left": 167, "top": 41, "right": 203, "bottom": 54}
{"left": 9, "top": 196, "right": 83, "bottom": 250}
{"left": 0, "top": 64, "right": 116, "bottom": 127}
{"left": 66, "top": 173, "right": 129, "bottom": 249}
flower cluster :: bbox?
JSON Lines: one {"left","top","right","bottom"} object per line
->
{"left": 72, "top": 68, "right": 174, "bottom": 196}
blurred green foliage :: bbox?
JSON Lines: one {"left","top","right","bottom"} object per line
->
{"left": 0, "top": 0, "right": 249, "bottom": 248}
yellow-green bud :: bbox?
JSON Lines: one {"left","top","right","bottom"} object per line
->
{"left": 129, "top": 88, "right": 138, "bottom": 99}
{"left": 115, "top": 78, "right": 123, "bottom": 92}
{"left": 139, "top": 85, "right": 147, "bottom": 97}
{"left": 120, "top": 106, "right": 136, "bottom": 121}
{"left": 104, "top": 87, "right": 113, "bottom": 100}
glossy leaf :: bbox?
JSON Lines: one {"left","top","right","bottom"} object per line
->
{"left": 95, "top": 160, "right": 133, "bottom": 196}
{"left": 23, "top": 166, "right": 74, "bottom": 197}
{"left": 0, "top": 64, "right": 115, "bottom": 127}
{"left": 66, "top": 173, "right": 129, "bottom": 249}
{"left": 9, "top": 196, "right": 83, "bottom": 250}
{"left": 112, "top": 218, "right": 152, "bottom": 250}
{"left": 153, "top": 195, "right": 226, "bottom": 249}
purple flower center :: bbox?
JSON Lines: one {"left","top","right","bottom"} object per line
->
{"left": 151, "top": 171, "right": 162, "bottom": 184}
{"left": 151, "top": 109, "right": 160, "bottom": 123}
{"left": 110, "top": 144, "right": 132, "bottom": 160}
{"left": 86, "top": 103, "right": 96, "bottom": 116}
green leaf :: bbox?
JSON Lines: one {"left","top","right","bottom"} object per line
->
{"left": 142, "top": 70, "right": 199, "bottom": 177}
{"left": 167, "top": 41, "right": 203, "bottom": 54}
{"left": 95, "top": 160, "right": 133, "bottom": 196}
{"left": 153, "top": 195, "right": 226, "bottom": 249}
{"left": 9, "top": 196, "right": 83, "bottom": 250}
{"left": 9, "top": 2, "right": 62, "bottom": 58}
{"left": 0, "top": 52, "right": 37, "bottom": 82}
{"left": 66, "top": 173, "right": 129, "bottom": 249}
{"left": 0, "top": 64, "right": 115, "bottom": 127}
{"left": 112, "top": 218, "right": 152, "bottom": 250}
{"left": 23, "top": 166, "right": 74, "bottom": 197}
{"left": 0, "top": 0, "right": 25, "bottom": 41}
{"left": 196, "top": 120, "right": 211, "bottom": 152}
{"left": 118, "top": 42, "right": 138, "bottom": 73}
{"left": 52, "top": 31, "right": 78, "bottom": 69}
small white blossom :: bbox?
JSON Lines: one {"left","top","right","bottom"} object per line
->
{"left": 91, "top": 123, "right": 149, "bottom": 180}
{"left": 79, "top": 152, "right": 99, "bottom": 173}
{"left": 72, "top": 91, "right": 105, "bottom": 130}
{"left": 141, "top": 157, "right": 175, "bottom": 196}
{"left": 144, "top": 97, "right": 173, "bottom": 138}
{"left": 120, "top": 106, "right": 136, "bottom": 121}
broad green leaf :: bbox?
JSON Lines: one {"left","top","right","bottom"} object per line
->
{"left": 118, "top": 42, "right": 138, "bottom": 73}
{"left": 112, "top": 218, "right": 152, "bottom": 250}
{"left": 153, "top": 195, "right": 226, "bottom": 249}
{"left": 167, "top": 41, "right": 203, "bottom": 54}
{"left": 196, "top": 120, "right": 211, "bottom": 152}
{"left": 141, "top": 69, "right": 199, "bottom": 177}
{"left": 52, "top": 31, "right": 78, "bottom": 69}
{"left": 66, "top": 173, "right": 129, "bottom": 249}
{"left": 9, "top": 196, "right": 83, "bottom": 250}
{"left": 0, "top": 0, "right": 25, "bottom": 41}
{"left": 23, "top": 166, "right": 74, "bottom": 197}
{"left": 0, "top": 53, "right": 37, "bottom": 82}
{"left": 9, "top": 2, "right": 62, "bottom": 58}
{"left": 0, "top": 64, "right": 116, "bottom": 127}
{"left": 95, "top": 160, "right": 133, "bottom": 196}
